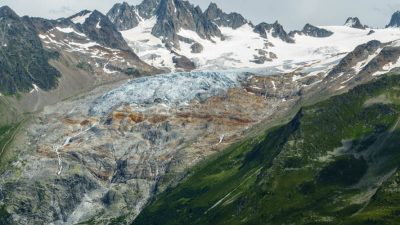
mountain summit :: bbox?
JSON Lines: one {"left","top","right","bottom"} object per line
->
{"left": 344, "top": 17, "right": 366, "bottom": 29}
{"left": 204, "top": 2, "right": 247, "bottom": 29}
{"left": 0, "top": 6, "right": 60, "bottom": 94}
{"left": 107, "top": 2, "right": 140, "bottom": 30}
{"left": 107, "top": 0, "right": 252, "bottom": 49}
{"left": 387, "top": 10, "right": 400, "bottom": 27}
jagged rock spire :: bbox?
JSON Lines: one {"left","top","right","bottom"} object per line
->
{"left": 344, "top": 17, "right": 366, "bottom": 29}
{"left": 387, "top": 11, "right": 400, "bottom": 28}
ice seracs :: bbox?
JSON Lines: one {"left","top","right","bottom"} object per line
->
{"left": 89, "top": 71, "right": 242, "bottom": 116}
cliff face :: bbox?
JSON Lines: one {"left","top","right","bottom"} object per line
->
{"left": 387, "top": 11, "right": 400, "bottom": 28}
{"left": 0, "top": 6, "right": 60, "bottom": 94}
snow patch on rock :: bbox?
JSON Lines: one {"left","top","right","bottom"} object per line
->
{"left": 71, "top": 12, "right": 92, "bottom": 24}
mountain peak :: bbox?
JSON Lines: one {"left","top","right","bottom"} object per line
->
{"left": 254, "top": 21, "right": 294, "bottom": 43}
{"left": 137, "top": 0, "right": 161, "bottom": 19}
{"left": 107, "top": 2, "right": 139, "bottom": 31}
{"left": 0, "top": 5, "right": 19, "bottom": 19}
{"left": 72, "top": 9, "right": 133, "bottom": 52}
{"left": 151, "top": 0, "right": 222, "bottom": 47}
{"left": 0, "top": 5, "right": 13, "bottom": 12}
{"left": 0, "top": 5, "right": 61, "bottom": 94}
{"left": 204, "top": 1, "right": 247, "bottom": 29}
{"left": 206, "top": 2, "right": 220, "bottom": 12}
{"left": 344, "top": 17, "right": 365, "bottom": 29}
{"left": 387, "top": 10, "right": 400, "bottom": 28}
{"left": 302, "top": 23, "right": 333, "bottom": 37}
{"left": 122, "top": 1, "right": 130, "bottom": 7}
{"left": 68, "top": 10, "right": 93, "bottom": 24}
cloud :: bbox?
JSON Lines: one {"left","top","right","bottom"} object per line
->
{"left": 49, "top": 6, "right": 74, "bottom": 16}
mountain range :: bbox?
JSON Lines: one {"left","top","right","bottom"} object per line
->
{"left": 1, "top": 1, "right": 400, "bottom": 225}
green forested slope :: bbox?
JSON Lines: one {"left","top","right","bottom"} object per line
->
{"left": 133, "top": 73, "right": 400, "bottom": 225}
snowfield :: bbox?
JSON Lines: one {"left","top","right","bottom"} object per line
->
{"left": 122, "top": 17, "right": 176, "bottom": 70}
{"left": 121, "top": 18, "right": 400, "bottom": 72}
{"left": 177, "top": 24, "right": 266, "bottom": 70}
{"left": 275, "top": 26, "right": 400, "bottom": 64}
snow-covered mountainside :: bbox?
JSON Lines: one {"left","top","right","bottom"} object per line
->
{"left": 108, "top": 0, "right": 400, "bottom": 72}
{"left": 3, "top": 0, "right": 400, "bottom": 225}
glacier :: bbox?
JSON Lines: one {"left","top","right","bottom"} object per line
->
{"left": 89, "top": 71, "right": 244, "bottom": 116}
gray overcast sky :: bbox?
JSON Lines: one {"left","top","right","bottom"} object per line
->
{"left": 1, "top": 0, "right": 400, "bottom": 30}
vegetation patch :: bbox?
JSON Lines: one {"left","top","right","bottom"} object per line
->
{"left": 132, "top": 74, "right": 400, "bottom": 225}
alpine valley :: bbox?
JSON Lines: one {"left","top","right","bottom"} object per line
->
{"left": 1, "top": 0, "right": 400, "bottom": 225}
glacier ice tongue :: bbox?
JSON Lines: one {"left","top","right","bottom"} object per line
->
{"left": 89, "top": 71, "right": 243, "bottom": 116}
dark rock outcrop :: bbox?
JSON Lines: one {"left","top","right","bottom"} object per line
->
{"left": 107, "top": 2, "right": 140, "bottom": 31}
{"left": 344, "top": 17, "right": 366, "bottom": 29}
{"left": 137, "top": 0, "right": 161, "bottom": 19}
{"left": 109, "top": 0, "right": 255, "bottom": 49}
{"left": 327, "top": 40, "right": 382, "bottom": 78}
{"left": 301, "top": 23, "right": 333, "bottom": 37}
{"left": 71, "top": 10, "right": 132, "bottom": 52}
{"left": 386, "top": 11, "right": 400, "bottom": 28}
{"left": 290, "top": 23, "right": 333, "bottom": 38}
{"left": 152, "top": 0, "right": 222, "bottom": 48}
{"left": 204, "top": 3, "right": 247, "bottom": 29}
{"left": 191, "top": 42, "right": 203, "bottom": 53}
{"left": 367, "top": 30, "right": 375, "bottom": 35}
{"left": 360, "top": 45, "right": 400, "bottom": 75}
{"left": 0, "top": 6, "right": 61, "bottom": 94}
{"left": 172, "top": 55, "right": 196, "bottom": 71}
{"left": 254, "top": 21, "right": 295, "bottom": 43}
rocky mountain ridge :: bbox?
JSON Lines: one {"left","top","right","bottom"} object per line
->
{"left": 0, "top": 6, "right": 60, "bottom": 94}
{"left": 1, "top": 1, "right": 400, "bottom": 225}
{"left": 387, "top": 10, "right": 400, "bottom": 28}
{"left": 289, "top": 23, "right": 334, "bottom": 37}
{"left": 344, "top": 17, "right": 367, "bottom": 29}
{"left": 106, "top": 0, "right": 400, "bottom": 72}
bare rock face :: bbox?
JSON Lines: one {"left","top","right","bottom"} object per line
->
{"left": 344, "top": 17, "right": 366, "bottom": 29}
{"left": 368, "top": 30, "right": 375, "bottom": 35}
{"left": 359, "top": 45, "right": 400, "bottom": 76}
{"left": 107, "top": 2, "right": 140, "bottom": 31}
{"left": 387, "top": 11, "right": 400, "bottom": 28}
{"left": 289, "top": 23, "right": 333, "bottom": 38}
{"left": 327, "top": 40, "right": 382, "bottom": 78}
{"left": 107, "top": 0, "right": 253, "bottom": 50}
{"left": 152, "top": 0, "right": 222, "bottom": 48}
{"left": 300, "top": 23, "right": 333, "bottom": 37}
{"left": 0, "top": 6, "right": 60, "bottom": 94}
{"left": 137, "top": 0, "right": 161, "bottom": 19}
{"left": 172, "top": 55, "right": 196, "bottom": 71}
{"left": 204, "top": 3, "right": 248, "bottom": 29}
{"left": 72, "top": 10, "right": 132, "bottom": 52}
{"left": 27, "top": 9, "right": 161, "bottom": 97}
{"left": 191, "top": 42, "right": 203, "bottom": 53}
{"left": 321, "top": 39, "right": 400, "bottom": 91}
{"left": 254, "top": 21, "right": 295, "bottom": 43}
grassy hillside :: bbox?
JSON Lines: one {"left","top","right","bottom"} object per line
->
{"left": 133, "top": 73, "right": 400, "bottom": 225}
